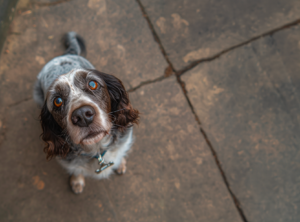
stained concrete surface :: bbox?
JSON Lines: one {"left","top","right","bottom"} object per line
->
{"left": 140, "top": 0, "right": 300, "bottom": 70}
{"left": 0, "top": 0, "right": 18, "bottom": 55}
{"left": 182, "top": 25, "right": 300, "bottom": 222}
{"left": 104, "top": 77, "right": 242, "bottom": 222}
{"left": 1, "top": 0, "right": 300, "bottom": 222}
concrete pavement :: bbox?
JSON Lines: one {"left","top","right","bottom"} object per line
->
{"left": 1, "top": 0, "right": 300, "bottom": 221}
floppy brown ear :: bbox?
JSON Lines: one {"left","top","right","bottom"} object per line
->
{"left": 40, "top": 101, "right": 70, "bottom": 160}
{"left": 92, "top": 70, "right": 139, "bottom": 131}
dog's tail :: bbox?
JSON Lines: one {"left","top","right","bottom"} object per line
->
{"left": 63, "top": 32, "right": 86, "bottom": 57}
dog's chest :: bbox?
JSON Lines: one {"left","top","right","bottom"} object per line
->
{"left": 58, "top": 127, "right": 134, "bottom": 178}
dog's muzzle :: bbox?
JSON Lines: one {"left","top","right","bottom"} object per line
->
{"left": 71, "top": 105, "right": 95, "bottom": 127}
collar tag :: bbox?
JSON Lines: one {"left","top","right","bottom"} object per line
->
{"left": 80, "top": 150, "right": 114, "bottom": 174}
{"left": 95, "top": 154, "right": 114, "bottom": 174}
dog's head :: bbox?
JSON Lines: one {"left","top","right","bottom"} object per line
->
{"left": 40, "top": 69, "right": 139, "bottom": 159}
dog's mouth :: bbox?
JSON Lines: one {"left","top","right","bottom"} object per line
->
{"left": 81, "top": 131, "right": 106, "bottom": 145}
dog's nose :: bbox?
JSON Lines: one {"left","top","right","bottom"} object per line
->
{"left": 71, "top": 106, "right": 95, "bottom": 127}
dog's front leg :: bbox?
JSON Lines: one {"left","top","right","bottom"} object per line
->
{"left": 115, "top": 157, "right": 127, "bottom": 175}
{"left": 70, "top": 174, "right": 85, "bottom": 194}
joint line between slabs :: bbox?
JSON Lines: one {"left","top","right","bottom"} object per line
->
{"left": 136, "top": 0, "right": 250, "bottom": 221}
{"left": 178, "top": 18, "right": 300, "bottom": 76}
{"left": 177, "top": 75, "right": 248, "bottom": 222}
{"left": 31, "top": 0, "right": 71, "bottom": 7}
{"left": 135, "top": 0, "right": 176, "bottom": 73}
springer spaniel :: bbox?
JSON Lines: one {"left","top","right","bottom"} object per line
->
{"left": 33, "top": 32, "right": 139, "bottom": 194}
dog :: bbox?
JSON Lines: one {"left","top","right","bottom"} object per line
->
{"left": 33, "top": 32, "right": 139, "bottom": 194}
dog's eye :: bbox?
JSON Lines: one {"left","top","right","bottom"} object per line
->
{"left": 88, "top": 81, "right": 98, "bottom": 90}
{"left": 54, "top": 97, "right": 63, "bottom": 107}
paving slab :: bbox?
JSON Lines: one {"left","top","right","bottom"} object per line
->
{"left": 140, "top": 0, "right": 300, "bottom": 70}
{"left": 105, "top": 77, "right": 242, "bottom": 222}
{"left": 0, "top": 77, "right": 242, "bottom": 222}
{"left": 0, "top": 99, "right": 117, "bottom": 222}
{"left": 0, "top": 0, "right": 167, "bottom": 111}
{"left": 182, "top": 25, "right": 300, "bottom": 222}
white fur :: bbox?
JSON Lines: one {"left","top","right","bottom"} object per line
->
{"left": 58, "top": 127, "right": 133, "bottom": 179}
{"left": 34, "top": 34, "right": 135, "bottom": 190}
{"left": 48, "top": 69, "right": 133, "bottom": 179}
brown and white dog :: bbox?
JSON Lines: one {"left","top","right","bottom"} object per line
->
{"left": 33, "top": 32, "right": 139, "bottom": 193}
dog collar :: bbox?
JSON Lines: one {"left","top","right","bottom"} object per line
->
{"left": 81, "top": 150, "right": 114, "bottom": 174}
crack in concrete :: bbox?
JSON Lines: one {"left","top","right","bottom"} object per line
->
{"left": 177, "top": 75, "right": 248, "bottom": 222}
{"left": 8, "top": 97, "right": 33, "bottom": 108}
{"left": 136, "top": 0, "right": 250, "bottom": 221}
{"left": 31, "top": 0, "right": 71, "bottom": 7}
{"left": 136, "top": 0, "right": 175, "bottom": 73}
{"left": 127, "top": 64, "right": 175, "bottom": 93}
{"left": 178, "top": 18, "right": 300, "bottom": 76}
{"left": 127, "top": 74, "right": 172, "bottom": 93}
{"left": 198, "top": 125, "right": 249, "bottom": 222}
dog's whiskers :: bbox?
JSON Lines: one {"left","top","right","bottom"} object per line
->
{"left": 108, "top": 108, "right": 127, "bottom": 114}
{"left": 112, "top": 123, "right": 126, "bottom": 129}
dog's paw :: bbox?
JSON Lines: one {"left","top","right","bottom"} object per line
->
{"left": 71, "top": 182, "right": 84, "bottom": 194}
{"left": 115, "top": 158, "right": 127, "bottom": 175}
{"left": 70, "top": 174, "right": 85, "bottom": 194}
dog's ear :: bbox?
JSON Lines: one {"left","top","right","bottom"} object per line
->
{"left": 94, "top": 71, "right": 139, "bottom": 131}
{"left": 40, "top": 102, "right": 70, "bottom": 160}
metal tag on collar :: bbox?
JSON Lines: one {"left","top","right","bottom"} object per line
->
{"left": 95, "top": 155, "right": 114, "bottom": 174}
